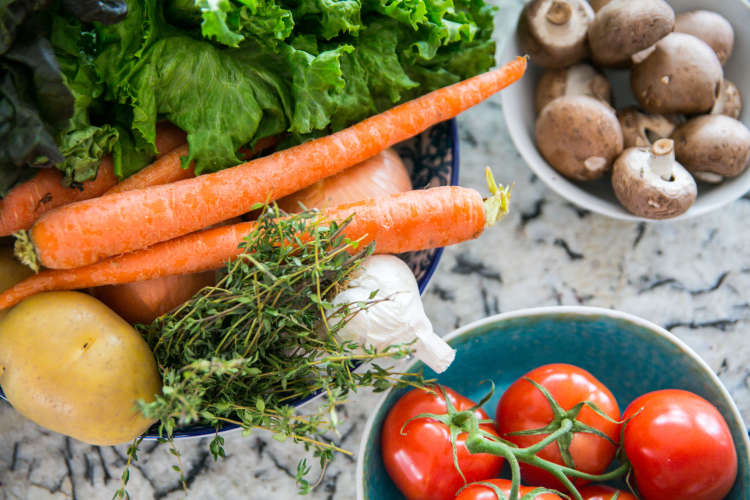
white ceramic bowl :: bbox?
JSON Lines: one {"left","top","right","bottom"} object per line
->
{"left": 501, "top": 0, "right": 750, "bottom": 221}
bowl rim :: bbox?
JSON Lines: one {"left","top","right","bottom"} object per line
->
{"left": 355, "top": 305, "right": 750, "bottom": 500}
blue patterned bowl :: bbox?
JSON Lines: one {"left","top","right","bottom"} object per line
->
{"left": 0, "top": 120, "right": 459, "bottom": 439}
{"left": 156, "top": 119, "right": 460, "bottom": 438}
{"left": 356, "top": 307, "right": 750, "bottom": 499}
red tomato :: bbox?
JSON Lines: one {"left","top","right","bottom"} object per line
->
{"left": 495, "top": 364, "right": 621, "bottom": 489}
{"left": 622, "top": 389, "right": 737, "bottom": 500}
{"left": 578, "top": 485, "right": 638, "bottom": 500}
{"left": 381, "top": 386, "right": 505, "bottom": 500}
{"left": 455, "top": 479, "right": 563, "bottom": 500}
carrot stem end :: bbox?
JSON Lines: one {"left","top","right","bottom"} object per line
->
{"left": 13, "top": 230, "right": 40, "bottom": 273}
{"left": 483, "top": 167, "right": 512, "bottom": 227}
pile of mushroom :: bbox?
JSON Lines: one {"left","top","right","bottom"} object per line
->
{"left": 520, "top": 0, "right": 750, "bottom": 219}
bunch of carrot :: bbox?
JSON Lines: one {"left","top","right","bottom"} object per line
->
{"left": 0, "top": 57, "right": 526, "bottom": 311}
{"left": 0, "top": 122, "right": 187, "bottom": 237}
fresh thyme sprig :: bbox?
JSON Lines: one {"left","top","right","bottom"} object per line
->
{"left": 134, "top": 205, "right": 425, "bottom": 492}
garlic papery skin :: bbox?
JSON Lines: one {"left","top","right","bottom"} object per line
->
{"left": 330, "top": 255, "right": 455, "bottom": 373}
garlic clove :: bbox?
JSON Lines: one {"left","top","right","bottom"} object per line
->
{"left": 330, "top": 255, "right": 456, "bottom": 373}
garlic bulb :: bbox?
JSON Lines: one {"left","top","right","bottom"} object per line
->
{"left": 331, "top": 255, "right": 455, "bottom": 373}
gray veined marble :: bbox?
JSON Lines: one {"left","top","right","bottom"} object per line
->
{"left": 2, "top": 1, "right": 749, "bottom": 498}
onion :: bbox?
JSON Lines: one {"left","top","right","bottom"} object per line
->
{"left": 91, "top": 271, "right": 216, "bottom": 324}
{"left": 277, "top": 148, "right": 412, "bottom": 212}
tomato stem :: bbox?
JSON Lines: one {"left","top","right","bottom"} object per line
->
{"left": 522, "top": 418, "right": 573, "bottom": 454}
{"left": 407, "top": 384, "right": 630, "bottom": 500}
{"left": 464, "top": 419, "right": 629, "bottom": 500}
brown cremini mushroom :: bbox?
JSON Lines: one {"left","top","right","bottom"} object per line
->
{"left": 535, "top": 64, "right": 611, "bottom": 114}
{"left": 588, "top": 0, "right": 675, "bottom": 68}
{"left": 675, "top": 10, "right": 734, "bottom": 65}
{"left": 535, "top": 95, "right": 623, "bottom": 181}
{"left": 617, "top": 107, "right": 681, "bottom": 149}
{"left": 631, "top": 33, "right": 723, "bottom": 115}
{"left": 672, "top": 114, "right": 750, "bottom": 182}
{"left": 612, "top": 139, "right": 697, "bottom": 219}
{"left": 588, "top": 0, "right": 611, "bottom": 12}
{"left": 517, "top": 0, "right": 594, "bottom": 68}
{"left": 711, "top": 79, "right": 742, "bottom": 120}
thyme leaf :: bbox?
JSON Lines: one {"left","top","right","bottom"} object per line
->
{"left": 133, "top": 205, "right": 424, "bottom": 492}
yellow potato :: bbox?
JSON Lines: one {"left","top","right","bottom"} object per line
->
{"left": 0, "top": 291, "right": 162, "bottom": 445}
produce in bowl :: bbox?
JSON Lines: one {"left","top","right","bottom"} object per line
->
{"left": 356, "top": 307, "right": 750, "bottom": 500}
{"left": 0, "top": 0, "right": 529, "bottom": 495}
{"left": 501, "top": 0, "right": 750, "bottom": 221}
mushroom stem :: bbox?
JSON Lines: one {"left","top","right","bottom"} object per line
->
{"left": 650, "top": 138, "right": 675, "bottom": 181}
{"left": 546, "top": 0, "right": 572, "bottom": 25}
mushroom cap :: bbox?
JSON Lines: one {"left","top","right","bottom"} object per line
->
{"left": 612, "top": 146, "right": 697, "bottom": 219}
{"left": 588, "top": 0, "right": 675, "bottom": 68}
{"left": 711, "top": 79, "right": 742, "bottom": 120}
{"left": 631, "top": 33, "right": 723, "bottom": 115}
{"left": 535, "top": 63, "right": 611, "bottom": 115}
{"left": 617, "top": 107, "right": 680, "bottom": 149}
{"left": 517, "top": 0, "right": 594, "bottom": 68}
{"left": 535, "top": 95, "right": 623, "bottom": 181}
{"left": 588, "top": 0, "right": 611, "bottom": 13}
{"left": 672, "top": 114, "right": 750, "bottom": 178}
{"left": 675, "top": 10, "right": 734, "bottom": 65}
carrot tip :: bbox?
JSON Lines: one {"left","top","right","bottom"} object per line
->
{"left": 13, "top": 230, "right": 40, "bottom": 273}
{"left": 483, "top": 166, "right": 512, "bottom": 227}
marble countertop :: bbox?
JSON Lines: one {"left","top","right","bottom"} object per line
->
{"left": 2, "top": 2, "right": 749, "bottom": 498}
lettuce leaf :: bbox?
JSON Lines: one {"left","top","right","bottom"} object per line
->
{"left": 2, "top": 0, "right": 496, "bottom": 194}
{"left": 0, "top": 0, "right": 53, "bottom": 54}
{"left": 103, "top": 0, "right": 495, "bottom": 175}
{"left": 0, "top": 0, "right": 135, "bottom": 194}
{"left": 28, "top": 0, "right": 495, "bottom": 181}
{"left": 0, "top": 30, "right": 71, "bottom": 195}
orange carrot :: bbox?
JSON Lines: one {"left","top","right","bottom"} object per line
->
{"left": 27, "top": 57, "right": 527, "bottom": 270}
{"left": 104, "top": 144, "right": 192, "bottom": 195}
{"left": 105, "top": 136, "right": 280, "bottom": 195}
{"left": 0, "top": 162, "right": 117, "bottom": 237}
{"left": 0, "top": 182, "right": 510, "bottom": 310}
{"left": 100, "top": 135, "right": 277, "bottom": 323}
{"left": 90, "top": 271, "right": 218, "bottom": 324}
{"left": 277, "top": 148, "right": 412, "bottom": 213}
{"left": 0, "top": 122, "right": 186, "bottom": 236}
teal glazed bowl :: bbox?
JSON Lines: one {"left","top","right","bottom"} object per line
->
{"left": 356, "top": 307, "right": 750, "bottom": 499}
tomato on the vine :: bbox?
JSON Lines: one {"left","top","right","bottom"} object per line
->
{"left": 455, "top": 479, "right": 563, "bottom": 500}
{"left": 495, "top": 364, "right": 621, "bottom": 489}
{"left": 381, "top": 386, "right": 505, "bottom": 500}
{"left": 578, "top": 485, "right": 638, "bottom": 500}
{"left": 622, "top": 389, "right": 737, "bottom": 500}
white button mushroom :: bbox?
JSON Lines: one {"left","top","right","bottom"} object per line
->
{"left": 587, "top": 0, "right": 675, "bottom": 68}
{"left": 672, "top": 114, "right": 750, "bottom": 183}
{"left": 611, "top": 139, "right": 697, "bottom": 219}
{"left": 535, "top": 63, "right": 612, "bottom": 115}
{"left": 675, "top": 10, "right": 734, "bottom": 66}
{"left": 517, "top": 0, "right": 594, "bottom": 69}
{"left": 535, "top": 95, "right": 624, "bottom": 181}
{"left": 631, "top": 33, "right": 723, "bottom": 115}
